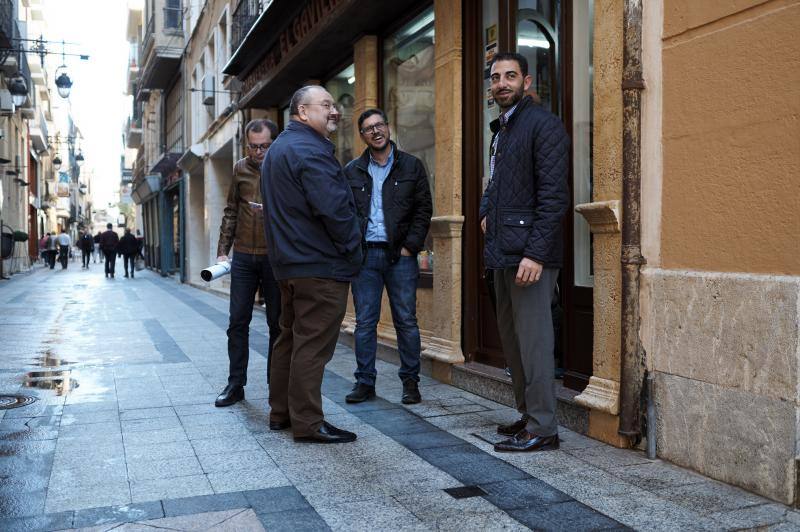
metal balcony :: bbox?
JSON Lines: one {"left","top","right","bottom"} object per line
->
{"left": 0, "top": 0, "right": 14, "bottom": 49}
{"left": 231, "top": 0, "right": 266, "bottom": 57}
{"left": 126, "top": 116, "right": 143, "bottom": 149}
{"left": 138, "top": 0, "right": 183, "bottom": 91}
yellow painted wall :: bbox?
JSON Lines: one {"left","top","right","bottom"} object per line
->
{"left": 660, "top": 0, "right": 800, "bottom": 275}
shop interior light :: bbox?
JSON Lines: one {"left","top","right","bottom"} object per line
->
{"left": 518, "top": 38, "right": 550, "bottom": 49}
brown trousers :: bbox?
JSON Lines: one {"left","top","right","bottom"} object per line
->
{"left": 268, "top": 277, "right": 349, "bottom": 437}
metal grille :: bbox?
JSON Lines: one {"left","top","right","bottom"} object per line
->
{"left": 0, "top": 394, "right": 38, "bottom": 410}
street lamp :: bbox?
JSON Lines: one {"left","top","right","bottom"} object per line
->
{"left": 55, "top": 68, "right": 72, "bottom": 99}
{"left": 8, "top": 74, "right": 28, "bottom": 107}
{"left": 75, "top": 151, "right": 84, "bottom": 167}
{"left": 53, "top": 155, "right": 62, "bottom": 170}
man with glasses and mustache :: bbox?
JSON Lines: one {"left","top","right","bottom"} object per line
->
{"left": 260, "top": 86, "right": 362, "bottom": 444}
{"left": 480, "top": 53, "right": 570, "bottom": 453}
{"left": 214, "top": 119, "right": 282, "bottom": 408}
{"left": 343, "top": 109, "right": 432, "bottom": 405}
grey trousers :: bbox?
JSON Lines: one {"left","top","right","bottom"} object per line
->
{"left": 493, "top": 266, "right": 559, "bottom": 437}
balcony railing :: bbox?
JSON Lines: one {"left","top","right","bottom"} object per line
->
{"left": 231, "top": 0, "right": 265, "bottom": 56}
{"left": 141, "top": 14, "right": 155, "bottom": 62}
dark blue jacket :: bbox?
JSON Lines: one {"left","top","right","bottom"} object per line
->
{"left": 479, "top": 96, "right": 570, "bottom": 269}
{"left": 260, "top": 121, "right": 362, "bottom": 281}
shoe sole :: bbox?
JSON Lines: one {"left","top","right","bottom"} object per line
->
{"left": 214, "top": 393, "right": 244, "bottom": 408}
{"left": 345, "top": 392, "right": 375, "bottom": 404}
{"left": 293, "top": 436, "right": 358, "bottom": 444}
{"left": 401, "top": 397, "right": 421, "bottom": 405}
{"left": 493, "top": 441, "right": 560, "bottom": 453}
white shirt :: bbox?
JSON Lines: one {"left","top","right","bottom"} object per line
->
{"left": 57, "top": 233, "right": 71, "bottom": 246}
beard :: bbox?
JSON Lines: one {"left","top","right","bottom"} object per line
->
{"left": 493, "top": 84, "right": 524, "bottom": 110}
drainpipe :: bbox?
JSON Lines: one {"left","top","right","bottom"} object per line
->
{"left": 619, "top": 0, "right": 646, "bottom": 441}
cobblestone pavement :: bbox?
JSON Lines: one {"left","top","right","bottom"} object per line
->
{"left": 1, "top": 264, "right": 799, "bottom": 531}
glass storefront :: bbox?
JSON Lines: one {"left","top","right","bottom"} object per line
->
{"left": 325, "top": 64, "right": 357, "bottom": 166}
{"left": 383, "top": 6, "right": 436, "bottom": 272}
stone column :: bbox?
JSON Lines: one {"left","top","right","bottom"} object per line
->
{"left": 423, "top": 0, "right": 465, "bottom": 374}
{"left": 353, "top": 36, "right": 378, "bottom": 156}
{"left": 573, "top": 1, "right": 628, "bottom": 448}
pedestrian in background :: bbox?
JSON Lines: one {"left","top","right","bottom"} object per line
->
{"left": 214, "top": 118, "right": 282, "bottom": 408}
{"left": 99, "top": 223, "right": 119, "bottom": 279}
{"left": 118, "top": 228, "right": 139, "bottom": 279}
{"left": 93, "top": 231, "right": 102, "bottom": 263}
{"left": 79, "top": 230, "right": 94, "bottom": 269}
{"left": 261, "top": 85, "right": 362, "bottom": 444}
{"left": 45, "top": 232, "right": 58, "bottom": 269}
{"left": 39, "top": 233, "right": 50, "bottom": 264}
{"left": 135, "top": 230, "right": 144, "bottom": 259}
{"left": 480, "top": 53, "right": 570, "bottom": 453}
{"left": 344, "top": 108, "right": 432, "bottom": 405}
{"left": 57, "top": 230, "right": 71, "bottom": 270}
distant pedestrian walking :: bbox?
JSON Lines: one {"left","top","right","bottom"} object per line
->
{"left": 79, "top": 231, "right": 94, "bottom": 269}
{"left": 39, "top": 233, "right": 50, "bottom": 264}
{"left": 135, "top": 230, "right": 144, "bottom": 260}
{"left": 99, "top": 223, "right": 119, "bottom": 279}
{"left": 57, "top": 230, "right": 71, "bottom": 269}
{"left": 45, "top": 233, "right": 58, "bottom": 269}
{"left": 261, "top": 85, "right": 362, "bottom": 444}
{"left": 93, "top": 231, "right": 102, "bottom": 263}
{"left": 118, "top": 228, "right": 138, "bottom": 279}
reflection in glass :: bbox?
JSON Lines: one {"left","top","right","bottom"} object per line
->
{"left": 325, "top": 64, "right": 356, "bottom": 166}
{"left": 383, "top": 7, "right": 436, "bottom": 272}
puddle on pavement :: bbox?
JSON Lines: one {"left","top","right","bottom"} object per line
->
{"left": 23, "top": 372, "right": 79, "bottom": 396}
{"left": 23, "top": 351, "right": 79, "bottom": 396}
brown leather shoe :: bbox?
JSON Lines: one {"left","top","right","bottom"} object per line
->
{"left": 497, "top": 417, "right": 527, "bottom": 436}
{"left": 493, "top": 430, "right": 559, "bottom": 453}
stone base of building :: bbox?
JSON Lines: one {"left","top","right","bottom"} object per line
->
{"left": 641, "top": 268, "right": 800, "bottom": 505}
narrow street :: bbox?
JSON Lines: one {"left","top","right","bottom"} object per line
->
{"left": 0, "top": 264, "right": 798, "bottom": 531}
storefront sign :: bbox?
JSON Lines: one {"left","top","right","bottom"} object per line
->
{"left": 242, "top": 0, "right": 345, "bottom": 96}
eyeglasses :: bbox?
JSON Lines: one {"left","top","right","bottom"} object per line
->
{"left": 301, "top": 102, "right": 341, "bottom": 113}
{"left": 360, "top": 121, "right": 388, "bottom": 135}
{"left": 247, "top": 143, "right": 271, "bottom": 152}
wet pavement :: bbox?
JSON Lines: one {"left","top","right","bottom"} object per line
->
{"left": 1, "top": 263, "right": 800, "bottom": 531}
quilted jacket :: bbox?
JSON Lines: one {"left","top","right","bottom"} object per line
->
{"left": 479, "top": 95, "right": 570, "bottom": 269}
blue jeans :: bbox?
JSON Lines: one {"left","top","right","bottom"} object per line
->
{"left": 351, "top": 247, "right": 421, "bottom": 386}
{"left": 227, "top": 251, "right": 281, "bottom": 386}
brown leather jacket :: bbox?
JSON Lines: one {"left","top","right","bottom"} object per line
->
{"left": 217, "top": 157, "right": 267, "bottom": 256}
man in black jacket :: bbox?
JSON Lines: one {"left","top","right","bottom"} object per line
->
{"left": 343, "top": 109, "right": 432, "bottom": 405}
{"left": 479, "top": 53, "right": 570, "bottom": 453}
{"left": 260, "top": 85, "right": 363, "bottom": 444}
{"left": 78, "top": 230, "right": 94, "bottom": 269}
{"left": 99, "top": 223, "right": 120, "bottom": 279}
{"left": 118, "top": 228, "right": 139, "bottom": 278}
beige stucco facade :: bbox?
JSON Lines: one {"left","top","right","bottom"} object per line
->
{"left": 572, "top": 0, "right": 800, "bottom": 505}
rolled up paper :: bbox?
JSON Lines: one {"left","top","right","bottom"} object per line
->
{"left": 200, "top": 260, "right": 232, "bottom": 282}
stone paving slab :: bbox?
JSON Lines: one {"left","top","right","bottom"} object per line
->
{"left": 1, "top": 267, "right": 799, "bottom": 531}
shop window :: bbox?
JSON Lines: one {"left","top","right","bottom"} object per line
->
{"left": 383, "top": 6, "right": 435, "bottom": 275}
{"left": 325, "top": 64, "right": 356, "bottom": 166}
{"left": 571, "top": 0, "right": 594, "bottom": 287}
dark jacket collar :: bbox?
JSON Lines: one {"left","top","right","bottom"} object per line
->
{"left": 490, "top": 95, "right": 534, "bottom": 134}
{"left": 286, "top": 119, "right": 332, "bottom": 144}
{"left": 354, "top": 140, "right": 400, "bottom": 171}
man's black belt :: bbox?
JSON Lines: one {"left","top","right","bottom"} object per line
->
{"left": 366, "top": 242, "right": 389, "bottom": 248}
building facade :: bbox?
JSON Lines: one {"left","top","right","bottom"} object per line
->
{"left": 0, "top": 0, "right": 88, "bottom": 276}
{"left": 126, "top": 0, "right": 799, "bottom": 505}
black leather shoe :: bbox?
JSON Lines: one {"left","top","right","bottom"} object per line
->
{"left": 345, "top": 383, "right": 375, "bottom": 403}
{"left": 269, "top": 419, "right": 291, "bottom": 431}
{"left": 494, "top": 430, "right": 559, "bottom": 453}
{"left": 497, "top": 417, "right": 527, "bottom": 436}
{"left": 401, "top": 380, "right": 421, "bottom": 404}
{"left": 215, "top": 384, "right": 244, "bottom": 407}
{"left": 294, "top": 421, "right": 357, "bottom": 444}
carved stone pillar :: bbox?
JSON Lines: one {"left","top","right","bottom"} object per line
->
{"left": 353, "top": 35, "right": 378, "bottom": 156}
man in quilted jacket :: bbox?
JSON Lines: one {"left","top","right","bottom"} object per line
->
{"left": 479, "top": 52, "right": 570, "bottom": 453}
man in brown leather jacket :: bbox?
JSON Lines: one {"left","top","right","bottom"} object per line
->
{"left": 215, "top": 119, "right": 282, "bottom": 407}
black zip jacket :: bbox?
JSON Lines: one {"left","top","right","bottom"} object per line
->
{"left": 260, "top": 120, "right": 362, "bottom": 281}
{"left": 344, "top": 142, "right": 432, "bottom": 263}
{"left": 479, "top": 96, "right": 570, "bottom": 269}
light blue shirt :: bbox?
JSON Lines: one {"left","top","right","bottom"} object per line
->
{"left": 365, "top": 148, "right": 394, "bottom": 242}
